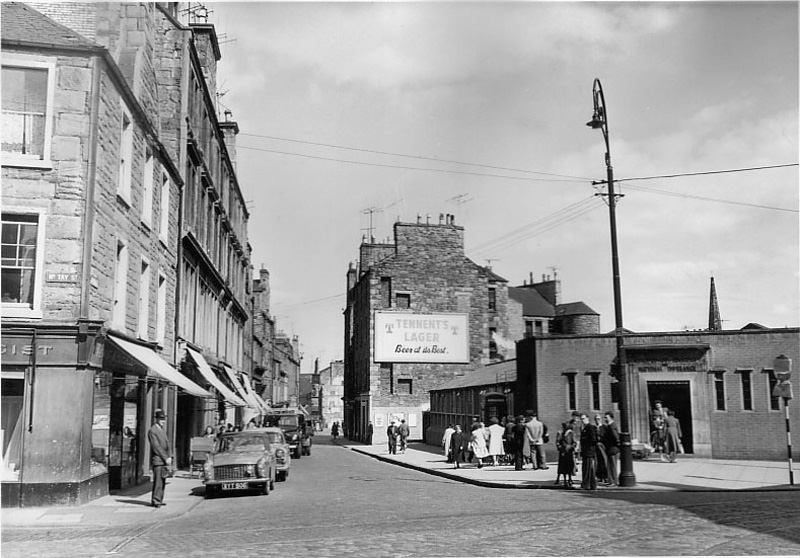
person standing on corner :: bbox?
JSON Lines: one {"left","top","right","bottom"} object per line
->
{"left": 579, "top": 413, "right": 598, "bottom": 490}
{"left": 602, "top": 411, "right": 620, "bottom": 486}
{"left": 148, "top": 409, "right": 172, "bottom": 508}
{"left": 366, "top": 421, "right": 374, "bottom": 445}
{"left": 525, "top": 412, "right": 548, "bottom": 470}
{"left": 387, "top": 421, "right": 399, "bottom": 454}
{"left": 398, "top": 419, "right": 410, "bottom": 453}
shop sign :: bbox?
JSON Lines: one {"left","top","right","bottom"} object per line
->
{"left": 0, "top": 336, "right": 78, "bottom": 366}
{"left": 374, "top": 311, "right": 469, "bottom": 363}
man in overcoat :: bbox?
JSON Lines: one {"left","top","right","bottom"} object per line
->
{"left": 148, "top": 409, "right": 172, "bottom": 508}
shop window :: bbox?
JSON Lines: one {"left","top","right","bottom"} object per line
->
{"left": 714, "top": 372, "right": 726, "bottom": 411}
{"left": 1, "top": 371, "right": 25, "bottom": 481}
{"left": 91, "top": 371, "right": 112, "bottom": 478}
{"left": 1, "top": 56, "right": 55, "bottom": 168}
{"left": 2, "top": 212, "right": 45, "bottom": 317}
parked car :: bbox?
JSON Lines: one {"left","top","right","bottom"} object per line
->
{"left": 255, "top": 426, "right": 292, "bottom": 481}
{"left": 203, "top": 430, "right": 276, "bottom": 499}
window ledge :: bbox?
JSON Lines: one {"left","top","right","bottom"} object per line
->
{"left": 1, "top": 157, "right": 53, "bottom": 170}
{"left": 1, "top": 307, "right": 43, "bottom": 319}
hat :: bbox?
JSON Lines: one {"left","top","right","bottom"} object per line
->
{"left": 154, "top": 410, "right": 167, "bottom": 420}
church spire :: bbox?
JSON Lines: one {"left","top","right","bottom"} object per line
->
{"left": 708, "top": 276, "right": 722, "bottom": 331}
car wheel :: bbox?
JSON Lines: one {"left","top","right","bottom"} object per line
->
{"left": 262, "top": 479, "right": 270, "bottom": 496}
{"left": 205, "top": 486, "right": 217, "bottom": 499}
{"left": 294, "top": 448, "right": 301, "bottom": 459}
{"left": 270, "top": 473, "right": 275, "bottom": 491}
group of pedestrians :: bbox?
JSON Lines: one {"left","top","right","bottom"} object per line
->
{"left": 560, "top": 411, "right": 621, "bottom": 490}
{"left": 441, "top": 413, "right": 550, "bottom": 470}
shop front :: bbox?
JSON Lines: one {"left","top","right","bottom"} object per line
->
{"left": 1, "top": 322, "right": 104, "bottom": 508}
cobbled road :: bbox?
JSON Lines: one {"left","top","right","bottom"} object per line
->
{"left": 4, "top": 436, "right": 800, "bottom": 557}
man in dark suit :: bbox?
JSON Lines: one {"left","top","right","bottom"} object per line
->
{"left": 450, "top": 425, "right": 467, "bottom": 468}
{"left": 602, "top": 411, "right": 620, "bottom": 486}
{"left": 579, "top": 413, "right": 598, "bottom": 490}
{"left": 148, "top": 409, "right": 172, "bottom": 508}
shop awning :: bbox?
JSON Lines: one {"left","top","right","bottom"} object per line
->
{"left": 185, "top": 348, "right": 248, "bottom": 407}
{"left": 222, "top": 365, "right": 261, "bottom": 413}
{"left": 108, "top": 336, "right": 211, "bottom": 398}
{"left": 240, "top": 373, "right": 270, "bottom": 414}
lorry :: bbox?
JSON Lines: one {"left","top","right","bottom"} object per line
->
{"left": 264, "top": 409, "right": 311, "bottom": 459}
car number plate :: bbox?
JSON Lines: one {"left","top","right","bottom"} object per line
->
{"left": 221, "top": 482, "right": 248, "bottom": 490}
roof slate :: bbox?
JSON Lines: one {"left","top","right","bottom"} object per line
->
{"left": 508, "top": 287, "right": 555, "bottom": 317}
{"left": 431, "top": 359, "right": 517, "bottom": 391}
{"left": 556, "top": 301, "right": 599, "bottom": 316}
{"left": 1, "top": 2, "right": 97, "bottom": 49}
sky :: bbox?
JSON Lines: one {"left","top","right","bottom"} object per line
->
{"left": 208, "top": 1, "right": 799, "bottom": 372}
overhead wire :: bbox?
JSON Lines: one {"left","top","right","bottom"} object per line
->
{"left": 234, "top": 143, "right": 586, "bottom": 183}
{"left": 236, "top": 131, "right": 594, "bottom": 181}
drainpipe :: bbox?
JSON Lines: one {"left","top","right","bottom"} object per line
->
{"left": 80, "top": 55, "right": 102, "bottom": 318}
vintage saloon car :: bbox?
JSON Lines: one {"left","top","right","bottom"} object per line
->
{"left": 255, "top": 426, "right": 292, "bottom": 481}
{"left": 203, "top": 431, "right": 276, "bottom": 498}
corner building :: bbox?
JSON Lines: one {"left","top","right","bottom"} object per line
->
{"left": 344, "top": 217, "right": 515, "bottom": 446}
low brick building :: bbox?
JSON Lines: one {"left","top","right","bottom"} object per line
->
{"left": 427, "top": 326, "right": 799, "bottom": 461}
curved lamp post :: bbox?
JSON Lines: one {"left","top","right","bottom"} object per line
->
{"left": 587, "top": 78, "right": 636, "bottom": 487}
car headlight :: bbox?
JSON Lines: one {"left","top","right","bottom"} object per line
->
{"left": 276, "top": 448, "right": 285, "bottom": 458}
{"left": 246, "top": 464, "right": 256, "bottom": 477}
{"left": 291, "top": 433, "right": 299, "bottom": 441}
{"left": 203, "top": 461, "right": 214, "bottom": 480}
{"left": 256, "top": 457, "right": 268, "bottom": 477}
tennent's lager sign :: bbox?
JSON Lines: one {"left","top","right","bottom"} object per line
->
{"left": 374, "top": 312, "right": 469, "bottom": 363}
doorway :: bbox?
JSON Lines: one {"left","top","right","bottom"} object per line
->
{"left": 483, "top": 394, "right": 508, "bottom": 424}
{"left": 647, "top": 381, "right": 693, "bottom": 454}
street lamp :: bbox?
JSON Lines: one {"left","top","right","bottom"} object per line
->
{"left": 587, "top": 78, "right": 636, "bottom": 487}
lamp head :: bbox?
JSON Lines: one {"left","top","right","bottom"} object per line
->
{"left": 586, "top": 108, "right": 605, "bottom": 129}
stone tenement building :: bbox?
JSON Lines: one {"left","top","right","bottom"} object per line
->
{"left": 1, "top": 3, "right": 272, "bottom": 508}
{"left": 343, "top": 216, "right": 517, "bottom": 446}
{"left": 319, "top": 360, "right": 345, "bottom": 429}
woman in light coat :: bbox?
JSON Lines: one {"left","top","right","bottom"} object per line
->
{"left": 442, "top": 424, "right": 455, "bottom": 462}
{"left": 469, "top": 422, "right": 490, "bottom": 468}
{"left": 486, "top": 417, "right": 506, "bottom": 466}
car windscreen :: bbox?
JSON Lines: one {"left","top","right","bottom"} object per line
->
{"left": 265, "top": 432, "right": 284, "bottom": 444}
{"left": 217, "top": 435, "right": 267, "bottom": 453}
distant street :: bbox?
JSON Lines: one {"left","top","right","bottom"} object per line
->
{"left": 4, "top": 434, "right": 800, "bottom": 557}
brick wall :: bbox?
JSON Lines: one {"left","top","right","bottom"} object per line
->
{"left": 516, "top": 329, "right": 800, "bottom": 460}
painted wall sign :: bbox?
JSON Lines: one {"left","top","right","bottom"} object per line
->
{"left": 374, "top": 311, "right": 469, "bottom": 363}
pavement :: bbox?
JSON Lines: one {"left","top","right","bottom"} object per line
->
{"left": 1, "top": 470, "right": 206, "bottom": 529}
{"left": 347, "top": 440, "right": 800, "bottom": 493}
{"left": 2, "top": 441, "right": 797, "bottom": 530}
